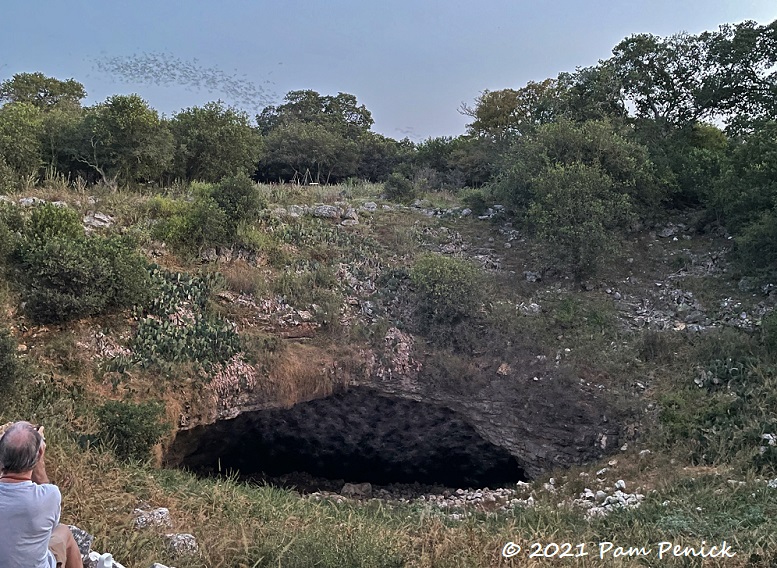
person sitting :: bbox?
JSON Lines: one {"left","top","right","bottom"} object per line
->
{"left": 0, "top": 421, "right": 83, "bottom": 568}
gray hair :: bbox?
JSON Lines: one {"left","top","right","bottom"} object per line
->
{"left": 0, "top": 422, "right": 42, "bottom": 474}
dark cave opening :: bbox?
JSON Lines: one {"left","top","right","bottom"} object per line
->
{"left": 169, "top": 389, "right": 528, "bottom": 489}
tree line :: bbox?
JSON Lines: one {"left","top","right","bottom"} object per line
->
{"left": 0, "top": 19, "right": 775, "bottom": 276}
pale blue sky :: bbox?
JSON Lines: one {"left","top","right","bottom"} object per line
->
{"left": 1, "top": 1, "right": 775, "bottom": 140}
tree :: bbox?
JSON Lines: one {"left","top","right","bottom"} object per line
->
{"left": 492, "top": 119, "right": 660, "bottom": 214}
{"left": 0, "top": 72, "right": 86, "bottom": 110}
{"left": 170, "top": 101, "right": 262, "bottom": 182}
{"left": 259, "top": 121, "right": 358, "bottom": 183}
{"left": 611, "top": 32, "right": 712, "bottom": 128}
{"left": 527, "top": 163, "right": 634, "bottom": 277}
{"left": 703, "top": 19, "right": 777, "bottom": 133}
{"left": 0, "top": 102, "right": 43, "bottom": 182}
{"left": 257, "top": 90, "right": 373, "bottom": 138}
{"left": 609, "top": 20, "right": 777, "bottom": 133}
{"left": 460, "top": 81, "right": 564, "bottom": 139}
{"left": 356, "top": 132, "right": 411, "bottom": 182}
{"left": 556, "top": 63, "right": 627, "bottom": 123}
{"left": 73, "top": 94, "right": 173, "bottom": 187}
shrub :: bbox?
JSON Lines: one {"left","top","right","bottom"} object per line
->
{"left": 383, "top": 172, "right": 417, "bottom": 203}
{"left": 153, "top": 197, "right": 230, "bottom": 250}
{"left": 527, "top": 163, "right": 634, "bottom": 278}
{"left": 211, "top": 174, "right": 265, "bottom": 230}
{"left": 96, "top": 400, "right": 169, "bottom": 461}
{"left": 14, "top": 233, "right": 151, "bottom": 323}
{"left": 0, "top": 156, "right": 18, "bottom": 194}
{"left": 460, "top": 188, "right": 489, "bottom": 215}
{"left": 409, "top": 253, "right": 482, "bottom": 329}
{"left": 733, "top": 209, "right": 777, "bottom": 278}
{"left": 25, "top": 203, "right": 82, "bottom": 241}
{"left": 0, "top": 204, "right": 23, "bottom": 268}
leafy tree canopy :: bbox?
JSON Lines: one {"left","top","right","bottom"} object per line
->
{"left": 610, "top": 20, "right": 777, "bottom": 132}
{"left": 170, "top": 101, "right": 262, "bottom": 182}
{"left": 257, "top": 90, "right": 373, "bottom": 138}
{"left": 0, "top": 72, "right": 86, "bottom": 110}
{"left": 74, "top": 94, "right": 173, "bottom": 186}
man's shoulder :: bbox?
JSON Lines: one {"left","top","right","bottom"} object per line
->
{"left": 36, "top": 483, "right": 61, "bottom": 503}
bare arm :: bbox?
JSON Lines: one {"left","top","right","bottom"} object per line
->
{"left": 31, "top": 442, "right": 50, "bottom": 484}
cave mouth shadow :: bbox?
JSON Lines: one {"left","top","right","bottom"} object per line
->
{"left": 170, "top": 389, "right": 528, "bottom": 489}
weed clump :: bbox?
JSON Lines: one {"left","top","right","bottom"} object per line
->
{"left": 410, "top": 253, "right": 482, "bottom": 330}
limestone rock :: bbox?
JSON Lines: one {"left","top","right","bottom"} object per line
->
{"left": 69, "top": 525, "right": 94, "bottom": 556}
{"left": 340, "top": 219, "right": 359, "bottom": 226}
{"left": 133, "top": 507, "right": 173, "bottom": 530}
{"left": 165, "top": 533, "right": 199, "bottom": 557}
{"left": 288, "top": 204, "right": 305, "bottom": 217}
{"left": 312, "top": 204, "right": 341, "bottom": 219}
{"left": 343, "top": 207, "right": 358, "bottom": 221}
{"left": 83, "top": 212, "right": 114, "bottom": 229}
{"left": 359, "top": 201, "right": 377, "bottom": 212}
{"left": 341, "top": 482, "right": 372, "bottom": 498}
{"left": 19, "top": 197, "right": 45, "bottom": 206}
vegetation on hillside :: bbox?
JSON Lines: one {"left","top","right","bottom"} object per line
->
{"left": 0, "top": 17, "right": 776, "bottom": 568}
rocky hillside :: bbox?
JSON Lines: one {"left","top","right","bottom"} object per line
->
{"left": 1, "top": 182, "right": 776, "bottom": 567}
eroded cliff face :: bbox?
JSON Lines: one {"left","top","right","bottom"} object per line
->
{"left": 166, "top": 328, "right": 620, "bottom": 481}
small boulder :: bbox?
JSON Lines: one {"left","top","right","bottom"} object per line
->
{"left": 341, "top": 482, "right": 372, "bottom": 498}
{"left": 19, "top": 197, "right": 45, "bottom": 207}
{"left": 312, "top": 204, "right": 341, "bottom": 219}
{"left": 83, "top": 212, "right": 114, "bottom": 229}
{"left": 165, "top": 533, "right": 199, "bottom": 557}
{"left": 68, "top": 525, "right": 94, "bottom": 556}
{"left": 343, "top": 207, "right": 358, "bottom": 221}
{"left": 288, "top": 204, "right": 305, "bottom": 217}
{"left": 133, "top": 507, "right": 173, "bottom": 530}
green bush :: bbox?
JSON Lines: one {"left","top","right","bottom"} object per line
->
{"left": 410, "top": 253, "right": 482, "bottom": 329}
{"left": 14, "top": 233, "right": 151, "bottom": 324}
{"left": 527, "top": 163, "right": 634, "bottom": 278}
{"left": 0, "top": 204, "right": 23, "bottom": 268}
{"left": 733, "top": 209, "right": 777, "bottom": 278}
{"left": 25, "top": 203, "right": 82, "bottom": 241}
{"left": 460, "top": 188, "right": 489, "bottom": 215}
{"left": 96, "top": 400, "right": 169, "bottom": 461}
{"left": 383, "top": 172, "right": 417, "bottom": 203}
{"left": 153, "top": 197, "right": 230, "bottom": 250}
{"left": 0, "top": 156, "right": 18, "bottom": 194}
{"left": 211, "top": 174, "right": 265, "bottom": 230}
{"left": 153, "top": 176, "right": 264, "bottom": 251}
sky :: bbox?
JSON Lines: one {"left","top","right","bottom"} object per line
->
{"left": 1, "top": 0, "right": 775, "bottom": 141}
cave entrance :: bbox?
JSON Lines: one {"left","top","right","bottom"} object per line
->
{"left": 168, "top": 389, "right": 527, "bottom": 489}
